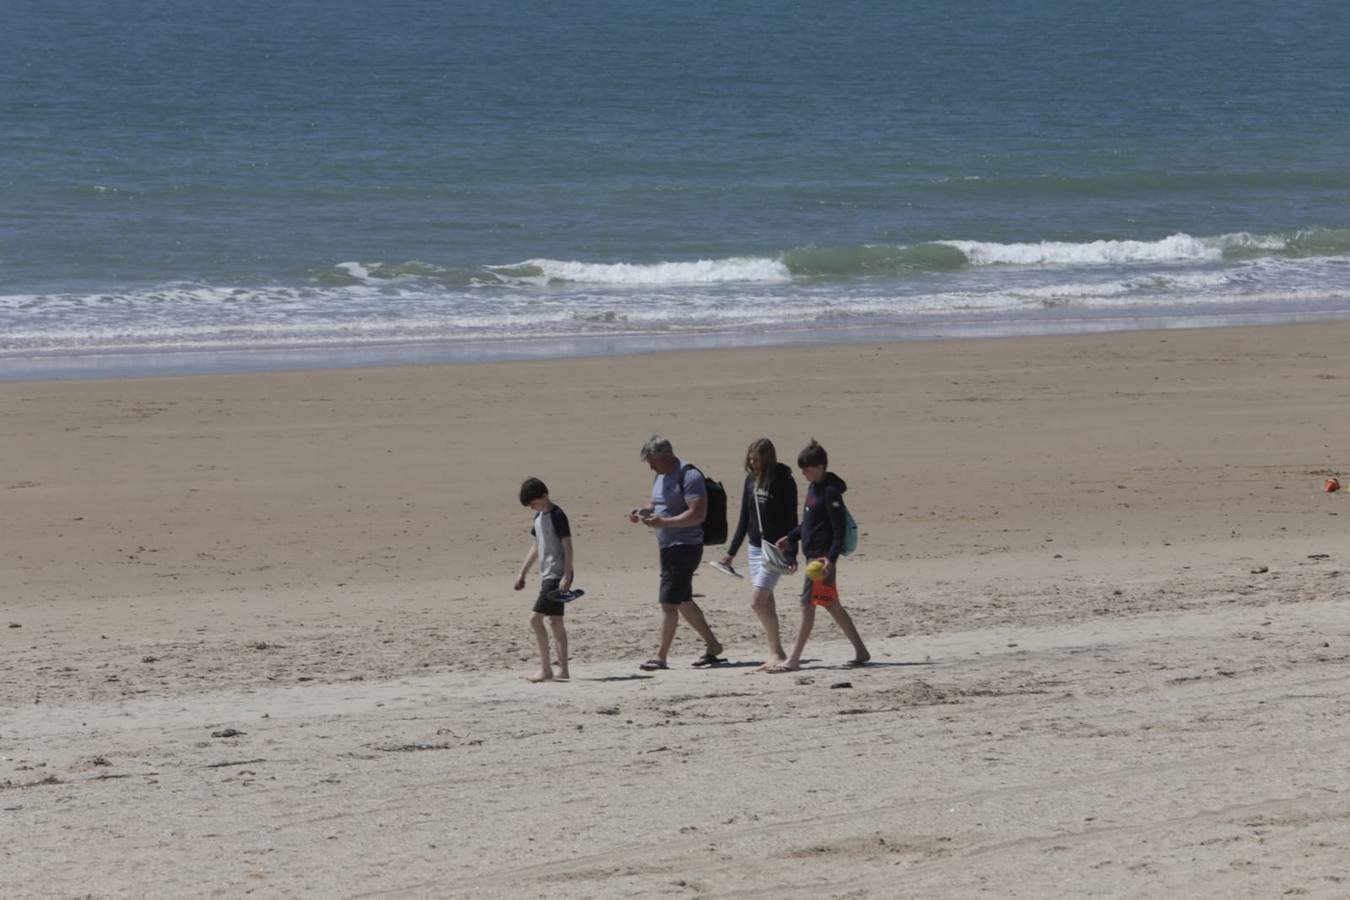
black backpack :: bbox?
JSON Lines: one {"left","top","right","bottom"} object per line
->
{"left": 678, "top": 464, "right": 728, "bottom": 546}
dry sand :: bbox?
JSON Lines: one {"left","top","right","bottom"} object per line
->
{"left": 4, "top": 322, "right": 1350, "bottom": 898}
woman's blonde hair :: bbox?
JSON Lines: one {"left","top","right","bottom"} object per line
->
{"left": 744, "top": 438, "right": 778, "bottom": 490}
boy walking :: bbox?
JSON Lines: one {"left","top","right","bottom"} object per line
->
{"left": 514, "top": 477, "right": 574, "bottom": 683}
{"left": 774, "top": 439, "right": 870, "bottom": 671}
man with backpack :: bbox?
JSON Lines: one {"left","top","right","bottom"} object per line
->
{"left": 629, "top": 434, "right": 727, "bottom": 670}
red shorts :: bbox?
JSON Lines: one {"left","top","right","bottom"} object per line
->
{"left": 801, "top": 567, "right": 838, "bottom": 606}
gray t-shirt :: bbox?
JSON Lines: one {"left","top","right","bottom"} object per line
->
{"left": 531, "top": 504, "right": 571, "bottom": 579}
{"left": 651, "top": 461, "right": 705, "bottom": 548}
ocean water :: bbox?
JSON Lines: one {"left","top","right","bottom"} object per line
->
{"left": 4, "top": 0, "right": 1350, "bottom": 377}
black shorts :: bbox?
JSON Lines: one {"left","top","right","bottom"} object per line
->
{"left": 658, "top": 544, "right": 702, "bottom": 605}
{"left": 532, "top": 577, "right": 564, "bottom": 617}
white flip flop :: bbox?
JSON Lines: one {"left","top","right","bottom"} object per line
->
{"left": 705, "top": 560, "right": 743, "bottom": 579}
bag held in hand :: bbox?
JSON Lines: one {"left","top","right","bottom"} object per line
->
{"left": 753, "top": 485, "right": 794, "bottom": 574}
{"left": 758, "top": 539, "right": 794, "bottom": 575}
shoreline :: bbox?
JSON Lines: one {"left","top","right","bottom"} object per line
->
{"left": 4, "top": 303, "right": 1350, "bottom": 381}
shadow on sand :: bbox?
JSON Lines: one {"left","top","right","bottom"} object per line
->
{"left": 744, "top": 658, "right": 938, "bottom": 674}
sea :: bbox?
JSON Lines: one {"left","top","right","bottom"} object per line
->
{"left": 4, "top": 0, "right": 1350, "bottom": 378}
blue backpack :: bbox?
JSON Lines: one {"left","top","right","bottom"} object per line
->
{"left": 842, "top": 505, "right": 859, "bottom": 556}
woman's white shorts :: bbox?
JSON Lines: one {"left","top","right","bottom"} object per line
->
{"left": 747, "top": 544, "right": 782, "bottom": 590}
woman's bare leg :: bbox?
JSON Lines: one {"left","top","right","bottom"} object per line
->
{"left": 751, "top": 586, "right": 787, "bottom": 670}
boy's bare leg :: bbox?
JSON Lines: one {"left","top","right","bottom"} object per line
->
{"left": 751, "top": 586, "right": 787, "bottom": 671}
{"left": 826, "top": 602, "right": 871, "bottom": 665}
{"left": 678, "top": 601, "right": 723, "bottom": 657}
{"left": 779, "top": 602, "right": 815, "bottom": 671}
{"left": 656, "top": 603, "right": 680, "bottom": 664}
{"left": 549, "top": 616, "right": 570, "bottom": 680}
{"left": 527, "top": 613, "right": 554, "bottom": 682}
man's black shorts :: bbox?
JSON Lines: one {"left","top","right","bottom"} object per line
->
{"left": 532, "top": 577, "right": 565, "bottom": 616}
{"left": 658, "top": 544, "right": 702, "bottom": 605}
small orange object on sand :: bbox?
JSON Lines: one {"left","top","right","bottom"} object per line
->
{"left": 1326, "top": 477, "right": 1341, "bottom": 492}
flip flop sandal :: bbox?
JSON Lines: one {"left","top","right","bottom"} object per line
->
{"left": 639, "top": 659, "right": 668, "bottom": 671}
{"left": 691, "top": 653, "right": 727, "bottom": 668}
{"left": 705, "top": 560, "right": 743, "bottom": 579}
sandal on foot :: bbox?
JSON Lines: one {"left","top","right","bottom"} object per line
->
{"left": 639, "top": 659, "right": 668, "bottom": 671}
{"left": 691, "top": 653, "right": 726, "bottom": 668}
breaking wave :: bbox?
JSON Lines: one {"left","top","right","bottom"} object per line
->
{"left": 487, "top": 257, "right": 791, "bottom": 286}
{"left": 470, "top": 229, "right": 1350, "bottom": 287}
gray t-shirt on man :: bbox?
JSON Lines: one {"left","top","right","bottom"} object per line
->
{"left": 651, "top": 461, "right": 705, "bottom": 548}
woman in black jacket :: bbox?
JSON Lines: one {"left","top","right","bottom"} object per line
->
{"left": 721, "top": 438, "right": 798, "bottom": 671}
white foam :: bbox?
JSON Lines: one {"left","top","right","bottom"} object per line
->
{"left": 335, "top": 261, "right": 374, "bottom": 283}
{"left": 941, "top": 233, "right": 1225, "bottom": 266}
{"left": 1006, "top": 281, "right": 1135, "bottom": 301}
{"left": 1139, "top": 271, "right": 1232, "bottom": 290}
{"left": 1214, "top": 231, "right": 1290, "bottom": 252}
{"left": 490, "top": 257, "right": 791, "bottom": 286}
{"left": 6, "top": 246, "right": 1350, "bottom": 358}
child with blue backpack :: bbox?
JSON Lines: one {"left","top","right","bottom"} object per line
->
{"left": 773, "top": 439, "right": 870, "bottom": 671}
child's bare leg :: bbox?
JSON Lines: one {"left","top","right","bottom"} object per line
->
{"left": 527, "top": 613, "right": 553, "bottom": 682}
{"left": 549, "top": 616, "right": 569, "bottom": 680}
{"left": 656, "top": 603, "right": 680, "bottom": 663}
{"left": 751, "top": 586, "right": 787, "bottom": 670}
{"left": 825, "top": 602, "right": 870, "bottom": 665}
{"left": 779, "top": 602, "right": 815, "bottom": 671}
{"left": 678, "top": 601, "right": 723, "bottom": 657}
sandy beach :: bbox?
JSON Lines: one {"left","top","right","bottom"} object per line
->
{"left": 5, "top": 322, "right": 1350, "bottom": 898}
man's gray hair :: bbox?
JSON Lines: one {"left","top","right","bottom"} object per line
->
{"left": 639, "top": 434, "right": 673, "bottom": 460}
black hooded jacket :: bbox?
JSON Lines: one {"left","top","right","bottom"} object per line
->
{"left": 726, "top": 462, "right": 798, "bottom": 558}
{"left": 789, "top": 471, "right": 848, "bottom": 562}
